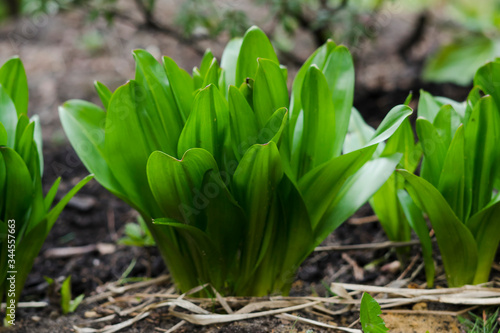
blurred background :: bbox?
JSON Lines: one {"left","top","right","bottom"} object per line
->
{"left": 1, "top": 0, "right": 499, "bottom": 144}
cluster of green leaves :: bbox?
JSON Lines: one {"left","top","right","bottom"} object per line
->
{"left": 344, "top": 98, "right": 434, "bottom": 287}
{"left": 60, "top": 26, "right": 412, "bottom": 296}
{"left": 400, "top": 60, "right": 500, "bottom": 287}
{"left": 0, "top": 57, "right": 92, "bottom": 325}
{"left": 346, "top": 62, "right": 500, "bottom": 289}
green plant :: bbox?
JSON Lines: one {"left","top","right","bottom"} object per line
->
{"left": 459, "top": 308, "right": 500, "bottom": 333}
{"left": 44, "top": 276, "right": 84, "bottom": 315}
{"left": 0, "top": 57, "right": 92, "bottom": 326}
{"left": 359, "top": 292, "right": 389, "bottom": 333}
{"left": 60, "top": 26, "right": 411, "bottom": 296}
{"left": 343, "top": 101, "right": 435, "bottom": 287}
{"left": 118, "top": 215, "right": 155, "bottom": 247}
{"left": 399, "top": 61, "right": 500, "bottom": 287}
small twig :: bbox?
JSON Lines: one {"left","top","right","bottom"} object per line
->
{"left": 397, "top": 253, "right": 420, "bottom": 281}
{"left": 276, "top": 313, "right": 361, "bottom": 333}
{"left": 44, "top": 243, "right": 116, "bottom": 258}
{"left": 348, "top": 215, "right": 379, "bottom": 224}
{"left": 341, "top": 253, "right": 364, "bottom": 281}
{"left": 0, "top": 301, "right": 47, "bottom": 309}
{"left": 107, "top": 207, "right": 118, "bottom": 242}
{"left": 315, "top": 240, "right": 421, "bottom": 252}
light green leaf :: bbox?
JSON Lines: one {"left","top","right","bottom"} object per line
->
{"left": 232, "top": 142, "right": 283, "bottom": 277}
{"left": 438, "top": 125, "right": 470, "bottom": 222}
{"left": 94, "top": 81, "right": 112, "bottom": 109}
{"left": 59, "top": 100, "right": 124, "bottom": 196}
{"left": 220, "top": 37, "right": 243, "bottom": 93}
{"left": 0, "top": 57, "right": 28, "bottom": 116}
{"left": 0, "top": 84, "right": 18, "bottom": 148}
{"left": 464, "top": 96, "right": 500, "bottom": 215}
{"left": 315, "top": 154, "right": 401, "bottom": 244}
{"left": 177, "top": 84, "right": 229, "bottom": 164}
{"left": 360, "top": 293, "right": 389, "bottom": 333}
{"left": 295, "top": 65, "right": 335, "bottom": 178}
{"left": 147, "top": 148, "right": 218, "bottom": 228}
{"left": 399, "top": 170, "right": 477, "bottom": 287}
{"left": 253, "top": 58, "right": 289, "bottom": 127}
{"left": 236, "top": 26, "right": 279, "bottom": 86}
{"left": 322, "top": 45, "right": 354, "bottom": 157}
{"left": 365, "top": 105, "right": 413, "bottom": 147}
{"left": 418, "top": 90, "right": 441, "bottom": 123}
{"left": 416, "top": 117, "right": 448, "bottom": 187}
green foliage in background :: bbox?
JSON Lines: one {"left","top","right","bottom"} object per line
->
{"left": 459, "top": 308, "right": 500, "bottom": 333}
{"left": 0, "top": 57, "right": 92, "bottom": 326}
{"left": 423, "top": 0, "right": 500, "bottom": 85}
{"left": 400, "top": 60, "right": 500, "bottom": 287}
{"left": 60, "top": 26, "right": 411, "bottom": 296}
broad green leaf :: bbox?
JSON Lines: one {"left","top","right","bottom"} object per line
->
{"left": 177, "top": 84, "right": 229, "bottom": 164}
{"left": 236, "top": 26, "right": 279, "bottom": 86}
{"left": 474, "top": 59, "right": 500, "bottom": 111}
{"left": 360, "top": 293, "right": 389, "bottom": 333}
{"left": 289, "top": 40, "right": 336, "bottom": 137}
{"left": 202, "top": 58, "right": 221, "bottom": 88}
{"left": 295, "top": 65, "right": 335, "bottom": 177}
{"left": 322, "top": 45, "right": 354, "bottom": 157}
{"left": 146, "top": 148, "right": 218, "bottom": 228}
{"left": 416, "top": 118, "right": 448, "bottom": 187}
{"left": 299, "top": 146, "right": 377, "bottom": 230}
{"left": 232, "top": 142, "right": 283, "bottom": 277}
{"left": 228, "top": 85, "right": 259, "bottom": 160}
{"left": 201, "top": 170, "right": 245, "bottom": 267}
{"left": 163, "top": 56, "right": 194, "bottom": 119}
{"left": 399, "top": 170, "right": 477, "bottom": 287}
{"left": 104, "top": 81, "right": 162, "bottom": 214}
{"left": 464, "top": 96, "right": 500, "bottom": 215}
{"left": 464, "top": 86, "right": 482, "bottom": 127}
{"left": 383, "top": 119, "right": 421, "bottom": 172}
{"left": 94, "top": 81, "right": 112, "bottom": 109}
{"left": 0, "top": 147, "right": 33, "bottom": 224}
{"left": 315, "top": 154, "right": 401, "bottom": 244}
{"left": 397, "top": 189, "right": 435, "bottom": 287}
{"left": 0, "top": 57, "right": 28, "bottom": 116}
{"left": 258, "top": 107, "right": 288, "bottom": 145}
{"left": 438, "top": 125, "right": 470, "bottom": 222}
{"left": 365, "top": 105, "right": 413, "bottom": 147}
{"left": 59, "top": 100, "right": 124, "bottom": 196}
{"left": 418, "top": 90, "right": 441, "bottom": 123}
{"left": 370, "top": 173, "right": 410, "bottom": 243}
{"left": 133, "top": 49, "right": 184, "bottom": 156}
{"left": 61, "top": 276, "right": 72, "bottom": 314}
{"left": 432, "top": 105, "right": 456, "bottom": 148}
{"left": 220, "top": 37, "right": 243, "bottom": 93}
{"left": 466, "top": 201, "right": 500, "bottom": 284}
{"left": 253, "top": 58, "right": 289, "bottom": 127}
{"left": 423, "top": 35, "right": 495, "bottom": 86}
{"left": 0, "top": 85, "right": 18, "bottom": 148}
{"left": 343, "top": 108, "right": 375, "bottom": 154}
